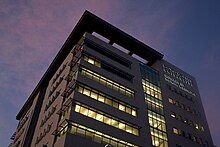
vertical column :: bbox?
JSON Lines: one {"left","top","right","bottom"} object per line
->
{"left": 140, "top": 63, "right": 168, "bottom": 147}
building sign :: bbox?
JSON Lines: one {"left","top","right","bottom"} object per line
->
{"left": 163, "top": 65, "right": 193, "bottom": 86}
{"left": 163, "top": 65, "right": 196, "bottom": 97}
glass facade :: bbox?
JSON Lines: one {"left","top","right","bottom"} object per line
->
{"left": 140, "top": 63, "right": 168, "bottom": 147}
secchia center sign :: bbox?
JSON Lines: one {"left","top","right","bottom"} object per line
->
{"left": 163, "top": 64, "right": 196, "bottom": 97}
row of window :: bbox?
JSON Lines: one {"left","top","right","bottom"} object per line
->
{"left": 150, "top": 127, "right": 168, "bottom": 147}
{"left": 170, "top": 111, "right": 204, "bottom": 131}
{"left": 146, "top": 94, "right": 164, "bottom": 115}
{"left": 36, "top": 123, "right": 52, "bottom": 144}
{"left": 168, "top": 98, "right": 199, "bottom": 116}
{"left": 140, "top": 64, "right": 168, "bottom": 147}
{"left": 82, "top": 53, "right": 101, "bottom": 67}
{"left": 173, "top": 127, "right": 208, "bottom": 146}
{"left": 76, "top": 83, "right": 137, "bottom": 116}
{"left": 40, "top": 106, "right": 56, "bottom": 127}
{"left": 80, "top": 67, "right": 134, "bottom": 97}
{"left": 148, "top": 110, "right": 166, "bottom": 132}
{"left": 84, "top": 38, "right": 132, "bottom": 68}
{"left": 82, "top": 53, "right": 133, "bottom": 82}
{"left": 142, "top": 79, "right": 162, "bottom": 100}
{"left": 58, "top": 121, "right": 137, "bottom": 147}
{"left": 167, "top": 84, "right": 194, "bottom": 103}
{"left": 74, "top": 103, "right": 139, "bottom": 136}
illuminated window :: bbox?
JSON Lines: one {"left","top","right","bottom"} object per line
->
{"left": 80, "top": 107, "right": 88, "bottom": 115}
{"left": 96, "top": 113, "right": 103, "bottom": 121}
{"left": 72, "top": 122, "right": 137, "bottom": 146}
{"left": 80, "top": 68, "right": 134, "bottom": 97}
{"left": 126, "top": 125, "right": 132, "bottom": 133}
{"left": 173, "top": 127, "right": 179, "bottom": 135}
{"left": 74, "top": 103, "right": 139, "bottom": 136}
{"left": 132, "top": 110, "right": 136, "bottom": 116}
{"left": 88, "top": 110, "right": 96, "bottom": 119}
{"left": 119, "top": 122, "right": 125, "bottom": 130}
{"left": 104, "top": 116, "right": 111, "bottom": 125}
{"left": 111, "top": 119, "right": 119, "bottom": 128}
{"left": 119, "top": 104, "right": 125, "bottom": 111}
{"left": 90, "top": 92, "right": 98, "bottom": 99}
{"left": 76, "top": 83, "right": 137, "bottom": 116}
{"left": 83, "top": 89, "right": 90, "bottom": 96}
{"left": 75, "top": 105, "right": 80, "bottom": 112}
{"left": 168, "top": 98, "right": 174, "bottom": 104}
{"left": 141, "top": 65, "right": 168, "bottom": 147}
{"left": 171, "top": 112, "right": 176, "bottom": 118}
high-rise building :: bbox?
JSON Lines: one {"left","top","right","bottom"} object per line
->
{"left": 10, "top": 11, "right": 214, "bottom": 147}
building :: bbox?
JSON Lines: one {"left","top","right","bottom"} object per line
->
{"left": 10, "top": 10, "right": 214, "bottom": 147}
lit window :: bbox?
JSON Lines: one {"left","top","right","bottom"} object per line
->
{"left": 80, "top": 107, "right": 88, "bottom": 115}
{"left": 119, "top": 104, "right": 125, "bottom": 111}
{"left": 171, "top": 112, "right": 176, "bottom": 118}
{"left": 90, "top": 92, "right": 98, "bottom": 99}
{"left": 113, "top": 101, "right": 119, "bottom": 108}
{"left": 75, "top": 105, "right": 80, "bottom": 112}
{"left": 88, "top": 58, "right": 95, "bottom": 64}
{"left": 78, "top": 87, "right": 83, "bottom": 93}
{"left": 111, "top": 119, "right": 119, "bottom": 128}
{"left": 168, "top": 98, "right": 173, "bottom": 104}
{"left": 133, "top": 128, "right": 139, "bottom": 136}
{"left": 104, "top": 116, "right": 111, "bottom": 125}
{"left": 195, "top": 123, "right": 199, "bottom": 129}
{"left": 83, "top": 89, "right": 90, "bottom": 96}
{"left": 96, "top": 113, "right": 103, "bottom": 121}
{"left": 119, "top": 122, "right": 125, "bottom": 130}
{"left": 173, "top": 127, "right": 179, "bottom": 135}
{"left": 88, "top": 110, "right": 96, "bottom": 119}
{"left": 132, "top": 110, "right": 136, "bottom": 116}
{"left": 94, "top": 61, "right": 101, "bottom": 67}
{"left": 105, "top": 99, "right": 112, "bottom": 105}
{"left": 98, "top": 95, "right": 105, "bottom": 102}
{"left": 126, "top": 107, "right": 132, "bottom": 114}
{"left": 126, "top": 125, "right": 132, "bottom": 133}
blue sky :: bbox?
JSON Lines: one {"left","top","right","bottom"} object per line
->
{"left": 0, "top": 0, "right": 220, "bottom": 146}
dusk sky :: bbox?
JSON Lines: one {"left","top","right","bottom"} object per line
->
{"left": 0, "top": 0, "right": 220, "bottom": 146}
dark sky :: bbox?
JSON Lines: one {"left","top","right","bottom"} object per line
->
{"left": 0, "top": 0, "right": 219, "bottom": 146}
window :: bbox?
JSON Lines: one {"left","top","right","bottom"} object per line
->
{"left": 170, "top": 111, "right": 204, "bottom": 132}
{"left": 171, "top": 112, "right": 176, "bottom": 118}
{"left": 141, "top": 64, "right": 168, "bottom": 147}
{"left": 168, "top": 98, "right": 174, "bottom": 104}
{"left": 80, "top": 68, "right": 134, "bottom": 97}
{"left": 65, "top": 122, "right": 138, "bottom": 147}
{"left": 173, "top": 127, "right": 179, "bottom": 135}
{"left": 85, "top": 39, "right": 132, "bottom": 68}
{"left": 74, "top": 103, "right": 139, "bottom": 136}
{"left": 119, "top": 104, "right": 125, "bottom": 111}
{"left": 76, "top": 83, "right": 137, "bottom": 116}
